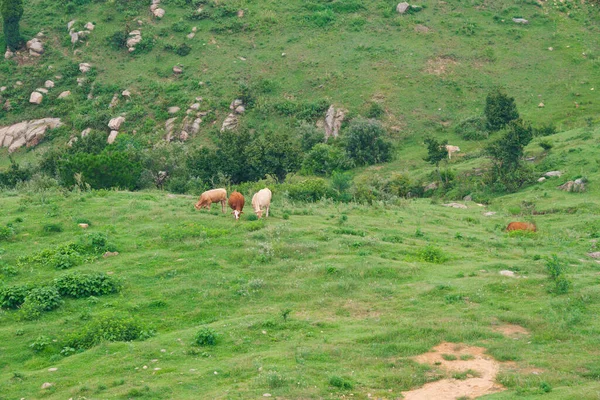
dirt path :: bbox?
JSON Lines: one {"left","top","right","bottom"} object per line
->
{"left": 402, "top": 342, "right": 505, "bottom": 400}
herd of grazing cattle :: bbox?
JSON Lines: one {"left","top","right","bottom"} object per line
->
{"left": 193, "top": 188, "right": 536, "bottom": 233}
{"left": 194, "top": 188, "right": 272, "bottom": 220}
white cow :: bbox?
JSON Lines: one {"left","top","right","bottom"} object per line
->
{"left": 445, "top": 145, "right": 460, "bottom": 159}
{"left": 252, "top": 188, "right": 272, "bottom": 219}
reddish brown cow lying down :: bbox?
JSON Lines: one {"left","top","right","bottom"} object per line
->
{"left": 195, "top": 188, "right": 227, "bottom": 213}
{"left": 506, "top": 222, "right": 536, "bottom": 232}
{"left": 228, "top": 191, "right": 245, "bottom": 220}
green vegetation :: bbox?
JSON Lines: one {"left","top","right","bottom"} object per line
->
{"left": 0, "top": 0, "right": 600, "bottom": 397}
{"left": 1, "top": 0, "right": 23, "bottom": 51}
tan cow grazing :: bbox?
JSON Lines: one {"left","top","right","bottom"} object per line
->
{"left": 228, "top": 191, "right": 245, "bottom": 220}
{"left": 506, "top": 222, "right": 537, "bottom": 232}
{"left": 194, "top": 188, "right": 227, "bottom": 213}
{"left": 252, "top": 188, "right": 272, "bottom": 219}
{"left": 445, "top": 145, "right": 460, "bottom": 159}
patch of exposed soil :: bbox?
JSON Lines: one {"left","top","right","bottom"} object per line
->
{"left": 425, "top": 57, "right": 458, "bottom": 75}
{"left": 402, "top": 342, "right": 505, "bottom": 400}
{"left": 492, "top": 324, "right": 530, "bottom": 337}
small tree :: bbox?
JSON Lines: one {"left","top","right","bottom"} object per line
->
{"left": 343, "top": 119, "right": 392, "bottom": 166}
{"left": 484, "top": 89, "right": 519, "bottom": 131}
{"left": 485, "top": 119, "right": 534, "bottom": 191}
{"left": 248, "top": 131, "right": 302, "bottom": 182}
{"left": 423, "top": 137, "right": 448, "bottom": 183}
{"left": 1, "top": 0, "right": 24, "bottom": 51}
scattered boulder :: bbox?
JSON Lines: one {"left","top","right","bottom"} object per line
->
{"left": 81, "top": 128, "right": 91, "bottom": 137}
{"left": 77, "top": 77, "right": 86, "bottom": 86}
{"left": 173, "top": 65, "right": 183, "bottom": 74}
{"left": 323, "top": 105, "right": 345, "bottom": 140}
{"left": 537, "top": 177, "right": 546, "bottom": 183}
{"left": 103, "top": 251, "right": 119, "bottom": 258}
{"left": 558, "top": 179, "right": 585, "bottom": 192}
{"left": 48, "top": 367, "right": 58, "bottom": 372}
{"left": 414, "top": 24, "right": 430, "bottom": 33}
{"left": 127, "top": 30, "right": 142, "bottom": 52}
{"left": 424, "top": 182, "right": 438, "bottom": 191}
{"left": 108, "top": 116, "right": 125, "bottom": 130}
{"left": 221, "top": 113, "right": 239, "bottom": 132}
{"left": 483, "top": 211, "right": 497, "bottom": 217}
{"left": 44, "top": 80, "right": 55, "bottom": 88}
{"left": 29, "top": 92, "right": 43, "bottom": 104}
{"left": 107, "top": 130, "right": 119, "bottom": 144}
{"left": 154, "top": 8, "right": 165, "bottom": 18}
{"left": 26, "top": 38, "right": 44, "bottom": 55}
{"left": 500, "top": 270, "right": 516, "bottom": 277}
{"left": 463, "top": 194, "right": 473, "bottom": 202}
{"left": 122, "top": 89, "right": 131, "bottom": 98}
{"left": 512, "top": 18, "right": 529, "bottom": 24}
{"left": 235, "top": 105, "right": 245, "bottom": 114}
{"left": 79, "top": 63, "right": 92, "bottom": 73}
{"left": 41, "top": 382, "right": 53, "bottom": 390}
{"left": 168, "top": 106, "right": 181, "bottom": 114}
{"left": 70, "top": 32, "right": 79, "bottom": 44}
{"left": 58, "top": 90, "right": 71, "bottom": 99}
{"left": 544, "top": 171, "right": 562, "bottom": 177}
{"left": 538, "top": 102, "right": 545, "bottom": 108}
{"left": 187, "top": 32, "right": 195, "bottom": 39}
{"left": 165, "top": 117, "right": 178, "bottom": 141}
{"left": 396, "top": 2, "right": 410, "bottom": 13}
{"left": 4, "top": 49, "right": 14, "bottom": 59}
{"left": 189, "top": 102, "right": 200, "bottom": 110}
{"left": 67, "top": 20, "right": 76, "bottom": 31}
{"left": 109, "top": 94, "right": 119, "bottom": 108}
{"left": 85, "top": 22, "right": 95, "bottom": 31}
{"left": 442, "top": 203, "right": 468, "bottom": 209}
{"left": 78, "top": 223, "right": 89, "bottom": 229}
{"left": 230, "top": 99, "right": 243, "bottom": 110}
{"left": 36, "top": 88, "right": 49, "bottom": 94}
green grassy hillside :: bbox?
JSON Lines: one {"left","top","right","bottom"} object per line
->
{"left": 1, "top": 125, "right": 600, "bottom": 398}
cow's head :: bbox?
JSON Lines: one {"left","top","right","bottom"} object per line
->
{"left": 194, "top": 202, "right": 202, "bottom": 210}
{"left": 232, "top": 210, "right": 243, "bottom": 220}
{"left": 255, "top": 210, "right": 263, "bottom": 219}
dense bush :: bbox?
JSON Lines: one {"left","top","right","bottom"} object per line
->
{"left": 343, "top": 119, "right": 393, "bottom": 166}
{"left": 534, "top": 123, "right": 558, "bottom": 137}
{"left": 0, "top": 284, "right": 29, "bottom": 309}
{"left": 302, "top": 143, "right": 351, "bottom": 176}
{"left": 194, "top": 327, "right": 218, "bottom": 346}
{"left": 23, "top": 286, "right": 62, "bottom": 311}
{"left": 455, "top": 116, "right": 488, "bottom": 141}
{"left": 0, "top": 159, "right": 32, "bottom": 188}
{"left": 298, "top": 122, "right": 325, "bottom": 152}
{"left": 1, "top": 0, "right": 24, "bottom": 51}
{"left": 285, "top": 178, "right": 334, "bottom": 202}
{"left": 417, "top": 245, "right": 448, "bottom": 264}
{"left": 106, "top": 30, "right": 127, "bottom": 50}
{"left": 66, "top": 314, "right": 153, "bottom": 351}
{"left": 54, "top": 272, "right": 120, "bottom": 298}
{"left": 484, "top": 89, "right": 519, "bottom": 131}
{"left": 546, "top": 255, "right": 571, "bottom": 294}
{"left": 272, "top": 100, "right": 329, "bottom": 121}
{"left": 0, "top": 225, "right": 15, "bottom": 241}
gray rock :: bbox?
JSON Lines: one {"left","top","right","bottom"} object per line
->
{"left": 424, "top": 182, "right": 438, "bottom": 191}
{"left": 483, "top": 211, "right": 496, "bottom": 217}
{"left": 107, "top": 130, "right": 119, "bottom": 144}
{"left": 588, "top": 252, "right": 600, "bottom": 259}
{"left": 85, "top": 22, "right": 95, "bottom": 31}
{"left": 122, "top": 89, "right": 131, "bottom": 98}
{"left": 81, "top": 128, "right": 91, "bottom": 137}
{"left": 173, "top": 65, "right": 183, "bottom": 74}
{"left": 108, "top": 116, "right": 125, "bottom": 130}
{"left": 442, "top": 202, "right": 468, "bottom": 209}
{"left": 544, "top": 171, "right": 562, "bottom": 177}
{"left": 41, "top": 382, "right": 53, "bottom": 389}
{"left": 29, "top": 92, "right": 43, "bottom": 104}
{"left": 67, "top": 20, "right": 76, "bottom": 31}
{"left": 187, "top": 32, "right": 195, "bottom": 39}
{"left": 109, "top": 93, "right": 119, "bottom": 108}
{"left": 235, "top": 105, "right": 245, "bottom": 114}
{"left": 396, "top": 2, "right": 410, "bottom": 14}
{"left": 4, "top": 49, "right": 14, "bottom": 59}
{"left": 168, "top": 106, "right": 181, "bottom": 114}
{"left": 79, "top": 63, "right": 92, "bottom": 73}
{"left": 58, "top": 90, "right": 71, "bottom": 99}
{"left": 27, "top": 38, "right": 44, "bottom": 54}
{"left": 70, "top": 32, "right": 79, "bottom": 44}
{"left": 324, "top": 105, "right": 345, "bottom": 139}
{"left": 512, "top": 18, "right": 529, "bottom": 24}
{"left": 154, "top": 8, "right": 165, "bottom": 18}
{"left": 230, "top": 99, "right": 243, "bottom": 109}
{"left": 500, "top": 270, "right": 516, "bottom": 277}
{"left": 44, "top": 80, "right": 55, "bottom": 88}
{"left": 538, "top": 177, "right": 546, "bottom": 183}
{"left": 558, "top": 180, "right": 585, "bottom": 192}
{"left": 221, "top": 113, "right": 239, "bottom": 132}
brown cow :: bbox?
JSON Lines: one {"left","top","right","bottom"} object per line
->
{"left": 195, "top": 188, "right": 227, "bottom": 213}
{"left": 506, "top": 222, "right": 536, "bottom": 232}
{"left": 228, "top": 191, "right": 245, "bottom": 220}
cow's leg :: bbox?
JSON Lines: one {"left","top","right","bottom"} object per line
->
{"left": 221, "top": 200, "right": 226, "bottom": 213}
{"left": 266, "top": 205, "right": 269, "bottom": 218}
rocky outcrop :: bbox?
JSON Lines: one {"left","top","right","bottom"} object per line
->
{"left": 0, "top": 118, "right": 63, "bottom": 153}
{"left": 127, "top": 30, "right": 142, "bottom": 52}
{"left": 107, "top": 130, "right": 119, "bottom": 144}
{"left": 29, "top": 92, "right": 43, "bottom": 104}
{"left": 558, "top": 179, "right": 585, "bottom": 192}
{"left": 108, "top": 116, "right": 125, "bottom": 130}
{"left": 221, "top": 114, "right": 238, "bottom": 132}
{"left": 79, "top": 63, "right": 92, "bottom": 73}
{"left": 58, "top": 91, "right": 71, "bottom": 99}
{"left": 26, "top": 37, "right": 44, "bottom": 56}
{"left": 323, "top": 105, "right": 345, "bottom": 140}
{"left": 165, "top": 100, "right": 206, "bottom": 140}
{"left": 396, "top": 2, "right": 410, "bottom": 13}
{"left": 512, "top": 18, "right": 529, "bottom": 24}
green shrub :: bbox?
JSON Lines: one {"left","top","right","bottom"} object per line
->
{"left": 0, "top": 159, "right": 32, "bottom": 188}
{"left": 106, "top": 30, "right": 127, "bottom": 50}
{"left": 539, "top": 140, "right": 553, "bottom": 151}
{"left": 455, "top": 116, "right": 488, "bottom": 141}
{"left": 43, "top": 224, "right": 63, "bottom": 233}
{"left": 1, "top": 0, "right": 24, "bottom": 51}
{"left": 285, "top": 178, "right": 334, "bottom": 202}
{"left": 384, "top": 173, "right": 413, "bottom": 198}
{"left": 29, "top": 335, "right": 51, "bottom": 353}
{"left": 0, "top": 225, "right": 15, "bottom": 241}
{"left": 0, "top": 284, "right": 29, "bottom": 309}
{"left": 66, "top": 314, "right": 153, "bottom": 351}
{"left": 484, "top": 89, "right": 519, "bottom": 131}
{"left": 534, "top": 123, "right": 558, "bottom": 137}
{"left": 546, "top": 255, "right": 571, "bottom": 294}
{"left": 23, "top": 286, "right": 62, "bottom": 311}
{"left": 343, "top": 119, "right": 393, "bottom": 166}
{"left": 298, "top": 122, "right": 324, "bottom": 152}
{"left": 366, "top": 102, "right": 385, "bottom": 119}
{"left": 54, "top": 272, "right": 120, "bottom": 298}
{"left": 329, "top": 375, "right": 353, "bottom": 390}
{"left": 417, "top": 245, "right": 448, "bottom": 263}
{"left": 194, "top": 327, "right": 217, "bottom": 346}
{"left": 302, "top": 143, "right": 352, "bottom": 176}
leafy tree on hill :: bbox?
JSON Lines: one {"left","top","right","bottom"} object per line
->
{"left": 423, "top": 136, "right": 448, "bottom": 184}
{"left": 1, "top": 0, "right": 24, "bottom": 51}
{"left": 343, "top": 119, "right": 392, "bottom": 166}
{"left": 484, "top": 88, "right": 519, "bottom": 131}
{"left": 485, "top": 118, "right": 534, "bottom": 191}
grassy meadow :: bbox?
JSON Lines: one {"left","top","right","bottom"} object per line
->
{"left": 1, "top": 126, "right": 600, "bottom": 398}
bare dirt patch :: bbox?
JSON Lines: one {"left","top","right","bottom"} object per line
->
{"left": 425, "top": 57, "right": 458, "bottom": 75}
{"left": 402, "top": 342, "right": 505, "bottom": 400}
{"left": 492, "top": 323, "right": 530, "bottom": 337}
